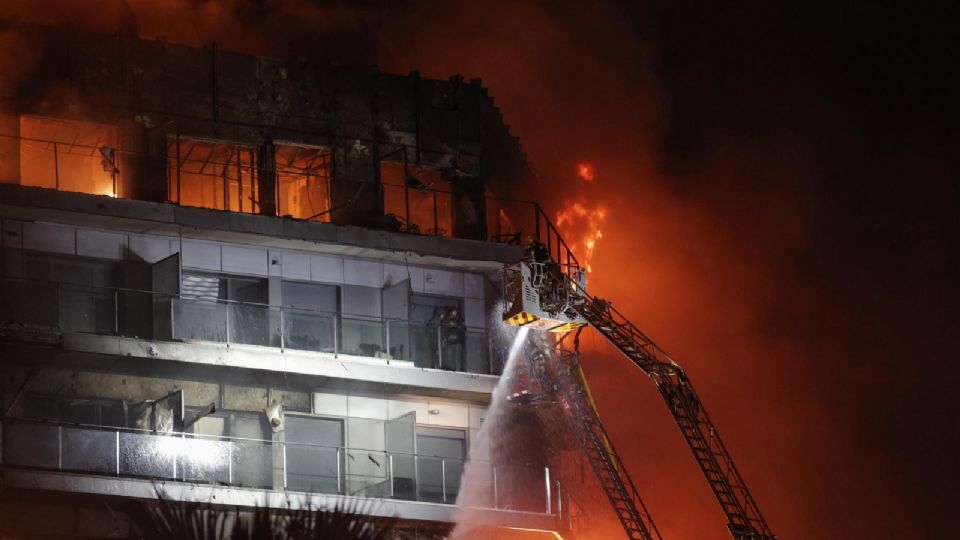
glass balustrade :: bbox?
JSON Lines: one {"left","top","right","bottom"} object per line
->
{"left": 2, "top": 277, "right": 499, "bottom": 375}
{"left": 0, "top": 418, "right": 554, "bottom": 513}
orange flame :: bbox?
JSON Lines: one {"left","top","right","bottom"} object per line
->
{"left": 556, "top": 199, "right": 607, "bottom": 273}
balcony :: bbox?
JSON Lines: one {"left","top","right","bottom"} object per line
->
{"left": 0, "top": 277, "right": 502, "bottom": 376}
{"left": 0, "top": 418, "right": 555, "bottom": 514}
{"left": 0, "top": 130, "right": 573, "bottom": 257}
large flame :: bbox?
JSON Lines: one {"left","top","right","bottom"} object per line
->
{"left": 556, "top": 163, "right": 607, "bottom": 273}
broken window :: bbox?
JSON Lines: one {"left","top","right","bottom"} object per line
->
{"left": 19, "top": 115, "right": 120, "bottom": 197}
{"left": 167, "top": 137, "right": 258, "bottom": 213}
{"left": 276, "top": 143, "right": 333, "bottom": 221}
{"left": 381, "top": 162, "right": 453, "bottom": 236}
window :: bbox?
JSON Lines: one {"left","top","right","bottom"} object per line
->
{"left": 381, "top": 162, "right": 452, "bottom": 236}
{"left": 181, "top": 272, "right": 268, "bottom": 303}
{"left": 168, "top": 137, "right": 258, "bottom": 213}
{"left": 416, "top": 426, "right": 466, "bottom": 503}
{"left": 281, "top": 280, "right": 338, "bottom": 353}
{"left": 22, "top": 394, "right": 126, "bottom": 428}
{"left": 179, "top": 272, "right": 270, "bottom": 345}
{"left": 276, "top": 143, "right": 333, "bottom": 221}
{"left": 285, "top": 415, "right": 345, "bottom": 494}
{"left": 19, "top": 115, "right": 120, "bottom": 197}
{"left": 410, "top": 294, "right": 464, "bottom": 370}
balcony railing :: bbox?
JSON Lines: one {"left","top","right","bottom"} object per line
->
{"left": 0, "top": 418, "right": 554, "bottom": 512}
{"left": 0, "top": 277, "right": 503, "bottom": 375}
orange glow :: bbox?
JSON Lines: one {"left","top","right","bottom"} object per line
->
{"left": 167, "top": 137, "right": 258, "bottom": 213}
{"left": 18, "top": 115, "right": 119, "bottom": 198}
{"left": 381, "top": 161, "right": 452, "bottom": 236}
{"left": 576, "top": 162, "right": 595, "bottom": 182}
{"left": 276, "top": 143, "right": 333, "bottom": 221}
{"left": 556, "top": 200, "right": 607, "bottom": 273}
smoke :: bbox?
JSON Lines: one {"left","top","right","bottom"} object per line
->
{"left": 374, "top": 1, "right": 958, "bottom": 539}
{"left": 2, "top": 2, "right": 955, "bottom": 538}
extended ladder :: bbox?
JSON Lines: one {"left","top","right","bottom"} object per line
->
{"left": 572, "top": 293, "right": 776, "bottom": 540}
{"left": 548, "top": 342, "right": 662, "bottom": 540}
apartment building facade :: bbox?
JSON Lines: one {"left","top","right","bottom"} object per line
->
{"left": 0, "top": 25, "right": 568, "bottom": 539}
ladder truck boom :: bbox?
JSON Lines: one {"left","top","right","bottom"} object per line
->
{"left": 502, "top": 245, "right": 776, "bottom": 540}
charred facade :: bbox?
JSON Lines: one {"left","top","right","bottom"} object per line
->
{"left": 0, "top": 24, "right": 568, "bottom": 540}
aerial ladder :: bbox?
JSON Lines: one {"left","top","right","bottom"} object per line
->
{"left": 502, "top": 236, "right": 776, "bottom": 540}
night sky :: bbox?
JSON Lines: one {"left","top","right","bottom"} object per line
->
{"left": 4, "top": 1, "right": 958, "bottom": 538}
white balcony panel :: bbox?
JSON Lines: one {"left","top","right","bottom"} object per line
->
{"left": 464, "top": 298, "right": 485, "bottom": 329}
{"left": 310, "top": 254, "right": 343, "bottom": 284}
{"left": 22, "top": 222, "right": 75, "bottom": 254}
{"left": 464, "top": 273, "right": 484, "bottom": 299}
{"left": 128, "top": 234, "right": 173, "bottom": 263}
{"left": 77, "top": 229, "right": 125, "bottom": 260}
{"left": 181, "top": 240, "right": 221, "bottom": 271}
{"left": 426, "top": 400, "right": 469, "bottom": 428}
{"left": 388, "top": 399, "right": 428, "bottom": 424}
{"left": 384, "top": 263, "right": 424, "bottom": 292}
{"left": 280, "top": 251, "right": 311, "bottom": 280}
{"left": 424, "top": 269, "right": 463, "bottom": 296}
{"left": 348, "top": 395, "right": 389, "bottom": 420}
{"left": 344, "top": 259, "right": 383, "bottom": 288}
{"left": 313, "top": 392, "right": 348, "bottom": 417}
{"left": 222, "top": 245, "right": 269, "bottom": 276}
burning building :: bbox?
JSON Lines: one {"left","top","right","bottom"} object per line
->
{"left": 0, "top": 21, "right": 575, "bottom": 539}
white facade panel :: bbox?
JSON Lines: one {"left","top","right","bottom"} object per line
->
{"left": 128, "top": 235, "right": 172, "bottom": 263}
{"left": 426, "top": 400, "right": 469, "bottom": 428}
{"left": 281, "top": 251, "right": 311, "bottom": 280}
{"left": 348, "top": 395, "right": 388, "bottom": 420}
{"left": 464, "top": 273, "right": 484, "bottom": 299}
{"left": 310, "top": 255, "right": 343, "bottom": 284}
{"left": 76, "top": 229, "right": 125, "bottom": 260}
{"left": 268, "top": 251, "right": 282, "bottom": 277}
{"left": 22, "top": 222, "right": 75, "bottom": 254}
{"left": 385, "top": 263, "right": 424, "bottom": 292}
{"left": 344, "top": 259, "right": 383, "bottom": 288}
{"left": 221, "top": 245, "right": 269, "bottom": 276}
{"left": 388, "top": 399, "right": 429, "bottom": 424}
{"left": 181, "top": 240, "right": 220, "bottom": 271}
{"left": 341, "top": 285, "right": 381, "bottom": 317}
{"left": 464, "top": 298, "right": 485, "bottom": 329}
{"left": 424, "top": 269, "right": 464, "bottom": 296}
{"left": 313, "top": 392, "right": 348, "bottom": 417}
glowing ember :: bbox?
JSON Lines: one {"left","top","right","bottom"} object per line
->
{"left": 576, "top": 162, "right": 595, "bottom": 182}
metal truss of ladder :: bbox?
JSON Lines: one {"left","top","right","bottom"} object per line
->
{"left": 572, "top": 294, "right": 777, "bottom": 540}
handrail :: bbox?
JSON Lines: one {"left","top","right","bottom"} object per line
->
{"left": 0, "top": 276, "right": 485, "bottom": 332}
{"left": 0, "top": 416, "right": 556, "bottom": 512}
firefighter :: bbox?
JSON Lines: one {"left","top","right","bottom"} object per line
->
{"left": 428, "top": 305, "right": 465, "bottom": 370}
{"left": 526, "top": 236, "right": 550, "bottom": 263}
